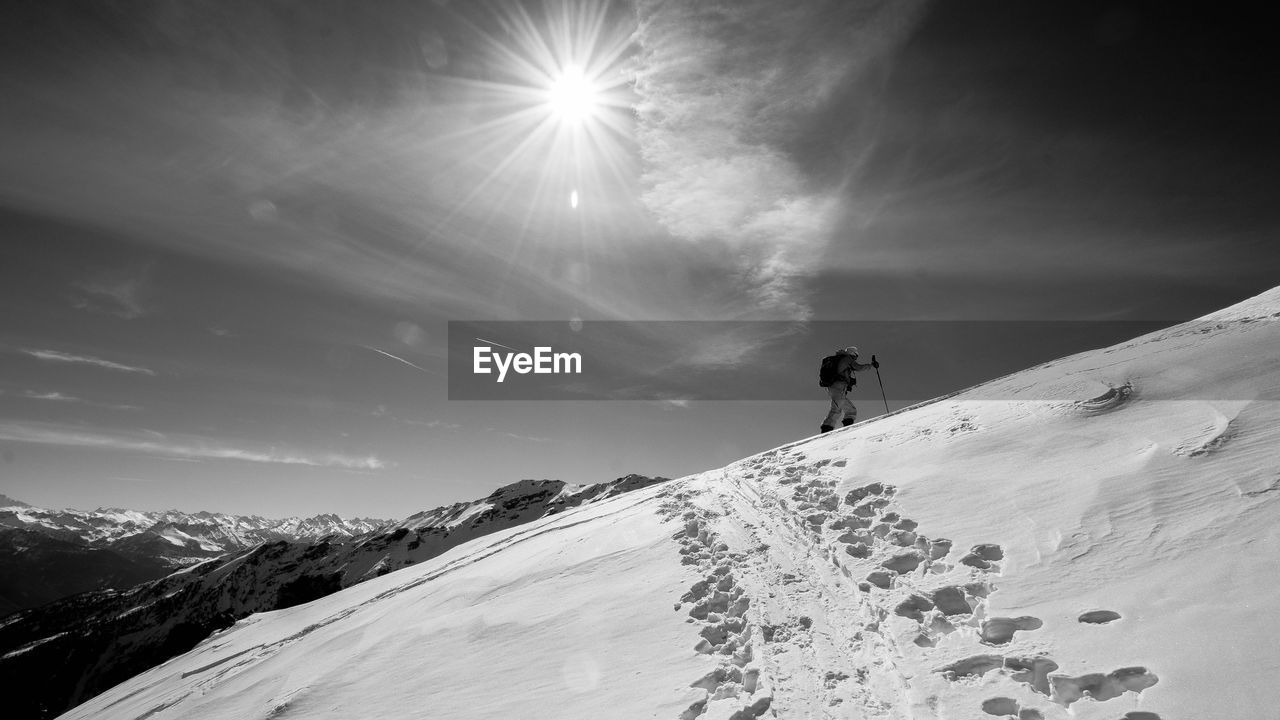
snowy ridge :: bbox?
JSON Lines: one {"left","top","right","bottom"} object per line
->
{"left": 49, "top": 286, "right": 1280, "bottom": 720}
{"left": 393, "top": 476, "right": 664, "bottom": 532}
{"left": 0, "top": 502, "right": 388, "bottom": 559}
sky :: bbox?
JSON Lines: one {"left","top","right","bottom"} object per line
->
{"left": 1, "top": 0, "right": 1277, "bottom": 519}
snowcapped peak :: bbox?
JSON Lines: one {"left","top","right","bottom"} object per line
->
{"left": 1, "top": 500, "right": 392, "bottom": 556}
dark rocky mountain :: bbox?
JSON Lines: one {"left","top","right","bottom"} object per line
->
{"left": 0, "top": 529, "right": 165, "bottom": 617}
{"left": 0, "top": 475, "right": 669, "bottom": 720}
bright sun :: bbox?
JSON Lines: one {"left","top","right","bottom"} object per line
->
{"left": 546, "top": 65, "right": 599, "bottom": 124}
{"left": 439, "top": 2, "right": 634, "bottom": 226}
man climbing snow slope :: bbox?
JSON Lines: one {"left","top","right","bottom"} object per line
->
{"left": 818, "top": 346, "right": 878, "bottom": 433}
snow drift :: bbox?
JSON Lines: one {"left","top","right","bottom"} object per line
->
{"left": 59, "top": 288, "right": 1280, "bottom": 720}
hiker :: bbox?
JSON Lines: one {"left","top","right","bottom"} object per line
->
{"left": 818, "top": 346, "right": 878, "bottom": 433}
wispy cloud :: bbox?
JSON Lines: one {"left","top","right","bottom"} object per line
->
{"left": 633, "top": 0, "right": 927, "bottom": 318}
{"left": 403, "top": 418, "right": 462, "bottom": 431}
{"left": 20, "top": 349, "right": 157, "bottom": 376}
{"left": 485, "top": 428, "right": 553, "bottom": 443}
{"left": 19, "top": 390, "right": 141, "bottom": 411}
{"left": 21, "top": 391, "right": 80, "bottom": 403}
{"left": 370, "top": 405, "right": 460, "bottom": 431}
{"left": 70, "top": 263, "right": 153, "bottom": 319}
{"left": 0, "top": 422, "right": 387, "bottom": 470}
{"left": 361, "top": 346, "right": 438, "bottom": 376}
{"left": 474, "top": 337, "right": 521, "bottom": 353}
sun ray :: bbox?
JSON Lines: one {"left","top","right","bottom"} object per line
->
{"left": 395, "top": 0, "right": 642, "bottom": 288}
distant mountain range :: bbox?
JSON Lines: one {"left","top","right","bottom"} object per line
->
{"left": 0, "top": 474, "right": 669, "bottom": 720}
{"left": 0, "top": 495, "right": 388, "bottom": 616}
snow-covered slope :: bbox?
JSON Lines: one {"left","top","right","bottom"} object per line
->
{"left": 1, "top": 475, "right": 668, "bottom": 720}
{"left": 58, "top": 289, "right": 1280, "bottom": 720}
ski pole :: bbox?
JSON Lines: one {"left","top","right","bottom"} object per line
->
{"left": 873, "top": 355, "right": 890, "bottom": 414}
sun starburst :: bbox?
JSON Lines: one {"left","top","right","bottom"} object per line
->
{"left": 414, "top": 0, "right": 639, "bottom": 259}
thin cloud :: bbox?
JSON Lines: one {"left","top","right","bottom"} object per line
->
{"left": 362, "top": 346, "right": 439, "bottom": 376}
{"left": 402, "top": 418, "right": 462, "bottom": 431}
{"left": 0, "top": 422, "right": 388, "bottom": 470}
{"left": 369, "top": 405, "right": 460, "bottom": 431}
{"left": 484, "top": 428, "right": 553, "bottom": 443}
{"left": 474, "top": 337, "right": 521, "bottom": 352}
{"left": 20, "top": 349, "right": 157, "bottom": 376}
{"left": 19, "top": 390, "right": 142, "bottom": 411}
{"left": 70, "top": 263, "right": 152, "bottom": 319}
{"left": 633, "top": 0, "right": 928, "bottom": 318}
{"left": 21, "top": 391, "right": 80, "bottom": 403}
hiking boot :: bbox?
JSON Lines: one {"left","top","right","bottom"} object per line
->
{"left": 842, "top": 418, "right": 855, "bottom": 427}
{"left": 820, "top": 425, "right": 834, "bottom": 433}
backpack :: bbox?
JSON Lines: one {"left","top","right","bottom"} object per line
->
{"left": 818, "top": 355, "right": 854, "bottom": 387}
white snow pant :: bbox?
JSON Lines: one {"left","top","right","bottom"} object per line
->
{"left": 823, "top": 382, "right": 856, "bottom": 427}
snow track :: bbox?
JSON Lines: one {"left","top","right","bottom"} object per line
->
{"left": 661, "top": 440, "right": 1168, "bottom": 720}
{"left": 664, "top": 460, "right": 928, "bottom": 719}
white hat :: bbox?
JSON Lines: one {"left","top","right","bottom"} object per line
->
{"left": 838, "top": 346, "right": 858, "bottom": 357}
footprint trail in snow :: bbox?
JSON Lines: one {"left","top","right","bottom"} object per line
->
{"left": 657, "top": 444, "right": 1162, "bottom": 719}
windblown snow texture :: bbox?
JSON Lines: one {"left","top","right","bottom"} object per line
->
{"left": 51, "top": 288, "right": 1280, "bottom": 719}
